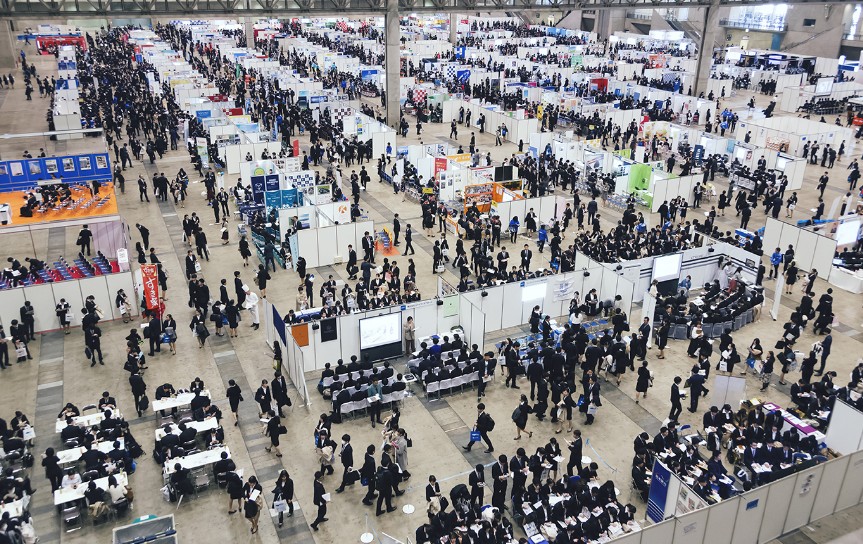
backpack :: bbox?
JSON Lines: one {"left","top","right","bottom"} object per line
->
{"left": 485, "top": 415, "right": 495, "bottom": 432}
{"left": 375, "top": 468, "right": 387, "bottom": 489}
{"left": 139, "top": 395, "right": 149, "bottom": 411}
{"left": 511, "top": 407, "right": 522, "bottom": 422}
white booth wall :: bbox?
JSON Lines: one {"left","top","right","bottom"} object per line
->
{"left": 761, "top": 217, "right": 837, "bottom": 280}
{"left": 292, "top": 219, "right": 374, "bottom": 269}
{"left": 0, "top": 271, "right": 137, "bottom": 334}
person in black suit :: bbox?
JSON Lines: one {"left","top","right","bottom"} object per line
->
{"left": 509, "top": 448, "right": 528, "bottom": 500}
{"left": 402, "top": 224, "right": 415, "bottom": 255}
{"left": 129, "top": 373, "right": 147, "bottom": 419}
{"left": 346, "top": 245, "right": 358, "bottom": 279}
{"left": 335, "top": 434, "right": 354, "bottom": 494}
{"left": 485, "top": 454, "right": 507, "bottom": 511}
{"left": 360, "top": 445, "right": 376, "bottom": 506}
{"left": 520, "top": 244, "right": 532, "bottom": 271}
{"left": 669, "top": 376, "right": 683, "bottom": 423}
{"left": 271, "top": 373, "right": 292, "bottom": 417}
{"left": 362, "top": 231, "right": 375, "bottom": 263}
{"left": 468, "top": 464, "right": 485, "bottom": 507}
{"left": 475, "top": 352, "right": 494, "bottom": 400}
{"left": 310, "top": 471, "right": 328, "bottom": 530}
{"left": 147, "top": 315, "right": 162, "bottom": 356}
{"left": 566, "top": 429, "right": 583, "bottom": 476}
{"left": 462, "top": 403, "right": 494, "bottom": 453}
{"left": 703, "top": 406, "right": 723, "bottom": 429}
{"left": 254, "top": 380, "right": 272, "bottom": 416}
{"left": 375, "top": 465, "right": 395, "bottom": 516}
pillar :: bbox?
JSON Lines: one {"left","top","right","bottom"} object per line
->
{"left": 0, "top": 20, "right": 18, "bottom": 71}
{"left": 450, "top": 13, "right": 458, "bottom": 45}
{"left": 385, "top": 0, "right": 401, "bottom": 129}
{"left": 243, "top": 17, "right": 256, "bottom": 47}
{"left": 693, "top": 3, "right": 720, "bottom": 96}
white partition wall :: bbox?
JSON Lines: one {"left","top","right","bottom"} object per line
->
{"left": 701, "top": 497, "right": 738, "bottom": 544}
{"left": 79, "top": 276, "right": 113, "bottom": 323}
{"left": 22, "top": 284, "right": 56, "bottom": 333}
{"left": 824, "top": 400, "right": 863, "bottom": 454}
{"left": 295, "top": 220, "right": 373, "bottom": 268}
{"left": 671, "top": 509, "right": 709, "bottom": 544}
{"left": 762, "top": 218, "right": 837, "bottom": 280}
{"left": 835, "top": 450, "right": 863, "bottom": 511}
{"left": 731, "top": 487, "right": 770, "bottom": 544}
{"left": 0, "top": 288, "right": 25, "bottom": 330}
{"left": 810, "top": 455, "right": 849, "bottom": 522}
{"left": 105, "top": 272, "right": 139, "bottom": 320}
{"left": 783, "top": 465, "right": 825, "bottom": 534}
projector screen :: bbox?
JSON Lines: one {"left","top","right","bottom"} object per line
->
{"left": 359, "top": 313, "right": 402, "bottom": 350}
{"left": 815, "top": 77, "right": 834, "bottom": 95}
{"left": 836, "top": 220, "right": 861, "bottom": 246}
{"left": 652, "top": 253, "right": 683, "bottom": 282}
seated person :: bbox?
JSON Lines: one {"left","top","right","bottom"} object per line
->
{"left": 60, "top": 418, "right": 85, "bottom": 444}
{"left": 107, "top": 441, "right": 131, "bottom": 471}
{"left": 155, "top": 383, "right": 178, "bottom": 417}
{"left": 177, "top": 423, "right": 197, "bottom": 445}
{"left": 189, "top": 377, "right": 205, "bottom": 394}
{"left": 81, "top": 444, "right": 108, "bottom": 474}
{"left": 57, "top": 403, "right": 80, "bottom": 419}
{"left": 98, "top": 391, "right": 116, "bottom": 410}
{"left": 213, "top": 451, "right": 236, "bottom": 476}
{"left": 85, "top": 480, "right": 109, "bottom": 518}
{"left": 170, "top": 464, "right": 194, "bottom": 497}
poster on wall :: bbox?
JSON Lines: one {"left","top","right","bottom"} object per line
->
{"left": 320, "top": 318, "right": 338, "bottom": 342}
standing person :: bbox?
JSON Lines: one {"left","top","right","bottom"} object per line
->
{"left": 254, "top": 380, "right": 272, "bottom": 416}
{"left": 668, "top": 376, "right": 683, "bottom": 423}
{"left": 310, "top": 471, "right": 328, "bottom": 531}
{"left": 375, "top": 463, "right": 395, "bottom": 516}
{"left": 463, "top": 403, "right": 495, "bottom": 453}
{"left": 243, "top": 478, "right": 263, "bottom": 534}
{"left": 85, "top": 325, "right": 104, "bottom": 366}
{"left": 272, "top": 372, "right": 292, "bottom": 417}
{"left": 41, "top": 447, "right": 63, "bottom": 491}
{"left": 816, "top": 333, "right": 832, "bottom": 376}
{"left": 582, "top": 376, "right": 600, "bottom": 425}
{"left": 20, "top": 301, "right": 34, "bottom": 341}
{"left": 565, "top": 429, "right": 583, "bottom": 477}
{"left": 512, "top": 394, "right": 533, "bottom": 440}
{"left": 238, "top": 236, "right": 251, "bottom": 267}
{"left": 403, "top": 316, "right": 416, "bottom": 354}
{"left": 634, "top": 361, "right": 651, "bottom": 403}
{"left": 392, "top": 214, "right": 401, "bottom": 246}
{"left": 468, "top": 464, "right": 485, "bottom": 508}
{"left": 77, "top": 224, "right": 93, "bottom": 256}
{"left": 402, "top": 224, "right": 415, "bottom": 255}
{"left": 129, "top": 373, "right": 146, "bottom": 417}
{"left": 147, "top": 314, "right": 162, "bottom": 357}
{"left": 367, "top": 376, "right": 383, "bottom": 427}
{"left": 264, "top": 410, "right": 285, "bottom": 457}
{"left": 687, "top": 369, "right": 706, "bottom": 412}
{"left": 226, "top": 379, "right": 243, "bottom": 426}
{"left": 760, "top": 352, "right": 775, "bottom": 391}
{"left": 272, "top": 470, "right": 294, "bottom": 527}
{"left": 361, "top": 445, "right": 377, "bottom": 506}
{"left": 334, "top": 434, "right": 354, "bottom": 493}
{"left": 243, "top": 286, "right": 260, "bottom": 330}
{"left": 136, "top": 223, "right": 150, "bottom": 250}
{"left": 56, "top": 298, "right": 71, "bottom": 334}
{"left": 491, "top": 454, "right": 509, "bottom": 509}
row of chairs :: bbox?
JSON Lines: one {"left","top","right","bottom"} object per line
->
{"left": 322, "top": 366, "right": 395, "bottom": 389}
{"left": 427, "top": 371, "right": 482, "bottom": 399}
{"left": 338, "top": 388, "right": 407, "bottom": 419}
{"left": 63, "top": 496, "right": 131, "bottom": 532}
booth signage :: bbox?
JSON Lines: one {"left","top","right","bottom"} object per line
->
{"left": 141, "top": 264, "right": 160, "bottom": 311}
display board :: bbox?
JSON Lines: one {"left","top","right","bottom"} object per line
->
{"left": 0, "top": 153, "right": 113, "bottom": 192}
{"left": 652, "top": 253, "right": 682, "bottom": 282}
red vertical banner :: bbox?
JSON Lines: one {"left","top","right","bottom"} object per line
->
{"left": 141, "top": 264, "right": 160, "bottom": 311}
{"left": 293, "top": 139, "right": 300, "bottom": 157}
{"left": 434, "top": 157, "right": 448, "bottom": 177}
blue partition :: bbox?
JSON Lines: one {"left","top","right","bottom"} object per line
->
{"left": 0, "top": 153, "right": 112, "bottom": 193}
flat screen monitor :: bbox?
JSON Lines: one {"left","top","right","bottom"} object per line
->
{"left": 652, "top": 253, "right": 683, "bottom": 282}
{"left": 359, "top": 313, "right": 402, "bottom": 350}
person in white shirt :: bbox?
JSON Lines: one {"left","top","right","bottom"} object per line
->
{"left": 61, "top": 469, "right": 82, "bottom": 489}
{"left": 243, "top": 286, "right": 260, "bottom": 330}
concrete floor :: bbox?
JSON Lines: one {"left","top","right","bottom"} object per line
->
{"left": 4, "top": 43, "right": 863, "bottom": 544}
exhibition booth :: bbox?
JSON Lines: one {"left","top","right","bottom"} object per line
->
{"left": 735, "top": 116, "right": 854, "bottom": 156}
{"left": 761, "top": 217, "right": 838, "bottom": 281}
{"left": 778, "top": 81, "right": 863, "bottom": 113}
{"left": 279, "top": 204, "right": 374, "bottom": 268}
{"left": 440, "top": 98, "right": 540, "bottom": 146}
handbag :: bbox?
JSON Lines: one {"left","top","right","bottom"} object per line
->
{"left": 587, "top": 404, "right": 598, "bottom": 415}
{"left": 273, "top": 499, "right": 288, "bottom": 512}
{"left": 469, "top": 430, "right": 481, "bottom": 442}
{"left": 194, "top": 260, "right": 202, "bottom": 272}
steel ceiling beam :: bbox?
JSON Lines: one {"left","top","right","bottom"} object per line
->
{"left": 0, "top": 0, "right": 853, "bottom": 18}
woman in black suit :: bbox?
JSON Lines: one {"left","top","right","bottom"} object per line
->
{"left": 272, "top": 470, "right": 294, "bottom": 527}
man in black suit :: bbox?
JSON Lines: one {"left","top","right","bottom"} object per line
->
{"left": 375, "top": 464, "right": 395, "bottom": 516}
{"left": 475, "top": 352, "right": 494, "bottom": 400}
{"left": 668, "top": 376, "right": 683, "bottom": 423}
{"left": 703, "top": 406, "right": 722, "bottom": 429}
{"left": 310, "top": 471, "right": 328, "bottom": 531}
{"left": 402, "top": 224, "right": 415, "bottom": 255}
{"left": 177, "top": 423, "right": 196, "bottom": 444}
{"left": 271, "top": 373, "right": 292, "bottom": 417}
{"left": 491, "top": 454, "right": 509, "bottom": 509}
{"left": 254, "top": 380, "right": 272, "bottom": 416}
{"left": 147, "top": 315, "right": 162, "bottom": 356}
{"left": 509, "top": 448, "right": 529, "bottom": 500}
{"left": 520, "top": 244, "right": 532, "bottom": 272}
{"left": 335, "top": 434, "right": 354, "bottom": 494}
{"left": 468, "top": 464, "right": 485, "bottom": 508}
{"left": 346, "top": 245, "right": 358, "bottom": 279}
{"left": 129, "top": 373, "right": 147, "bottom": 417}
{"left": 392, "top": 214, "right": 401, "bottom": 245}
{"left": 566, "top": 429, "right": 583, "bottom": 476}
{"left": 462, "top": 403, "right": 494, "bottom": 453}
{"left": 362, "top": 231, "right": 375, "bottom": 263}
{"left": 360, "top": 445, "right": 377, "bottom": 506}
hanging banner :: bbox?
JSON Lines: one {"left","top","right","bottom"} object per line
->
{"left": 434, "top": 157, "right": 448, "bottom": 177}
{"left": 141, "top": 264, "right": 160, "bottom": 311}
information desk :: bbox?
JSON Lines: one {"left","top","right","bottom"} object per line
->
{"left": 54, "top": 471, "right": 128, "bottom": 506}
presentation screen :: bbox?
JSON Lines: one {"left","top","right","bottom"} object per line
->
{"left": 652, "top": 253, "right": 683, "bottom": 282}
{"left": 815, "top": 77, "right": 834, "bottom": 95}
{"left": 836, "top": 220, "right": 861, "bottom": 246}
{"left": 359, "top": 313, "right": 402, "bottom": 350}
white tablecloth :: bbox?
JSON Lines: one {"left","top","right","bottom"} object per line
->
{"left": 155, "top": 418, "right": 219, "bottom": 440}
{"left": 152, "top": 390, "right": 210, "bottom": 412}
{"left": 163, "top": 446, "right": 230, "bottom": 475}
{"left": 54, "top": 472, "right": 128, "bottom": 506}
